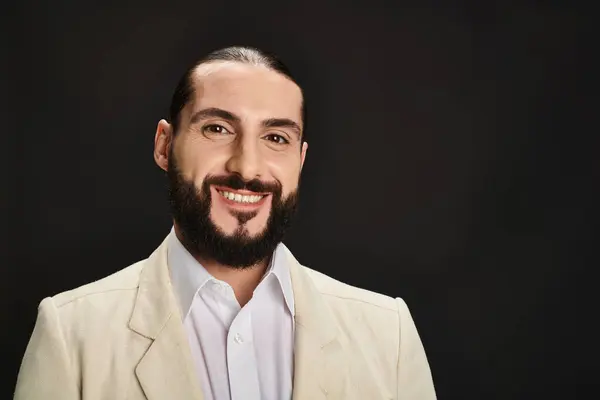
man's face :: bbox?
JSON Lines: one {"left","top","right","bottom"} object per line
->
{"left": 158, "top": 62, "right": 307, "bottom": 267}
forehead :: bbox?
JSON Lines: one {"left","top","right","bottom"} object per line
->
{"left": 187, "top": 62, "right": 303, "bottom": 125}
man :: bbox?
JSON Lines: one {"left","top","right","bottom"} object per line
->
{"left": 14, "top": 46, "right": 436, "bottom": 399}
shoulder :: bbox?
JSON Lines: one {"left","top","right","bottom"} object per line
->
{"left": 297, "top": 264, "right": 406, "bottom": 393}
{"left": 25, "top": 258, "right": 152, "bottom": 355}
{"left": 51, "top": 259, "right": 146, "bottom": 309}
{"left": 301, "top": 264, "right": 399, "bottom": 312}
{"left": 299, "top": 264, "right": 404, "bottom": 346}
{"left": 38, "top": 260, "right": 148, "bottom": 338}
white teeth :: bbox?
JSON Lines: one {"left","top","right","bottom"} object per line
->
{"left": 219, "top": 190, "right": 264, "bottom": 204}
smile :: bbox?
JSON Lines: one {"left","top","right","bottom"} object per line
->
{"left": 217, "top": 189, "right": 265, "bottom": 204}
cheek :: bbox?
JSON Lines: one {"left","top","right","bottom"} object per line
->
{"left": 177, "top": 138, "right": 229, "bottom": 182}
{"left": 268, "top": 157, "right": 302, "bottom": 195}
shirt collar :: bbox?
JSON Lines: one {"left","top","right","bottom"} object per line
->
{"left": 166, "top": 227, "right": 295, "bottom": 319}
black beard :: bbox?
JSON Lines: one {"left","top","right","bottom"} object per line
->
{"left": 167, "top": 160, "right": 298, "bottom": 269}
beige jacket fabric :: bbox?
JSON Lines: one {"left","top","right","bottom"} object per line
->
{"left": 14, "top": 237, "right": 436, "bottom": 399}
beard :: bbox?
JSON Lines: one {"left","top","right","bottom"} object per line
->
{"left": 167, "top": 158, "right": 299, "bottom": 269}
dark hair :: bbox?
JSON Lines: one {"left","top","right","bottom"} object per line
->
{"left": 168, "top": 46, "right": 307, "bottom": 142}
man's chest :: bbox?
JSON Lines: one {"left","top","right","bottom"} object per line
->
{"left": 183, "top": 286, "right": 295, "bottom": 400}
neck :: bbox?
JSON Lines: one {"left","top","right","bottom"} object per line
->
{"left": 174, "top": 226, "right": 270, "bottom": 307}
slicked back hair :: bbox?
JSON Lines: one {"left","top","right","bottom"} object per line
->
{"left": 168, "top": 46, "right": 307, "bottom": 143}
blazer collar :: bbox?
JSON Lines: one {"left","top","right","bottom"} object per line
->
{"left": 283, "top": 244, "right": 353, "bottom": 399}
{"left": 129, "top": 237, "right": 351, "bottom": 400}
{"left": 129, "top": 237, "right": 205, "bottom": 400}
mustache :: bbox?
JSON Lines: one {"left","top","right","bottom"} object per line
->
{"left": 204, "top": 174, "right": 282, "bottom": 194}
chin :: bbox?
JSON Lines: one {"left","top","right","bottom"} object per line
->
{"left": 241, "top": 221, "right": 270, "bottom": 236}
{"left": 213, "top": 223, "right": 239, "bottom": 236}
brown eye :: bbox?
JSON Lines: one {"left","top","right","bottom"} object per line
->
{"left": 203, "top": 124, "right": 231, "bottom": 135}
{"left": 265, "top": 134, "right": 289, "bottom": 145}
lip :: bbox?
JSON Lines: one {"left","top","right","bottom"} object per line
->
{"left": 212, "top": 185, "right": 270, "bottom": 196}
{"left": 211, "top": 185, "right": 270, "bottom": 209}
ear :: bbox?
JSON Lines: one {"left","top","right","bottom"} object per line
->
{"left": 154, "top": 119, "right": 173, "bottom": 172}
{"left": 300, "top": 141, "right": 308, "bottom": 171}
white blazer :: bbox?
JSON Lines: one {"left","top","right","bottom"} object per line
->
{"left": 14, "top": 236, "right": 436, "bottom": 399}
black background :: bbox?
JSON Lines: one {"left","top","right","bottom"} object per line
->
{"left": 2, "top": 1, "right": 595, "bottom": 399}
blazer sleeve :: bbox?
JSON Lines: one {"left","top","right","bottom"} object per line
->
{"left": 396, "top": 297, "right": 437, "bottom": 400}
{"left": 14, "top": 297, "right": 80, "bottom": 400}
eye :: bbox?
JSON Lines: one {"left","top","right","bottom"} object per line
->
{"left": 203, "top": 124, "right": 232, "bottom": 135}
{"left": 264, "top": 133, "right": 289, "bottom": 145}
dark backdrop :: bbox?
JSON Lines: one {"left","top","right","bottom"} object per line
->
{"left": 3, "top": 1, "right": 595, "bottom": 399}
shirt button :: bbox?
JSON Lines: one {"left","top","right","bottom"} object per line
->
{"left": 233, "top": 333, "right": 243, "bottom": 344}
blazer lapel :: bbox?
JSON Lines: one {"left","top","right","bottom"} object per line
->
{"left": 284, "top": 246, "right": 352, "bottom": 400}
{"left": 127, "top": 239, "right": 352, "bottom": 399}
{"left": 129, "top": 238, "right": 204, "bottom": 400}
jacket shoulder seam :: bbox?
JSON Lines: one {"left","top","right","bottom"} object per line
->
{"left": 53, "top": 286, "right": 138, "bottom": 308}
{"left": 320, "top": 292, "right": 398, "bottom": 311}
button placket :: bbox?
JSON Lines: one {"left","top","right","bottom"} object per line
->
{"left": 227, "top": 305, "right": 260, "bottom": 400}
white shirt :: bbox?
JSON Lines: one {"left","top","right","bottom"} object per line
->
{"left": 167, "top": 229, "right": 295, "bottom": 400}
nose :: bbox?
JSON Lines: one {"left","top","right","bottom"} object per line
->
{"left": 225, "top": 138, "right": 265, "bottom": 181}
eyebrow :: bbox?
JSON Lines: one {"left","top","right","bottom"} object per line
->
{"left": 189, "top": 107, "right": 240, "bottom": 125}
{"left": 262, "top": 118, "right": 302, "bottom": 139}
{"left": 189, "top": 107, "right": 302, "bottom": 139}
